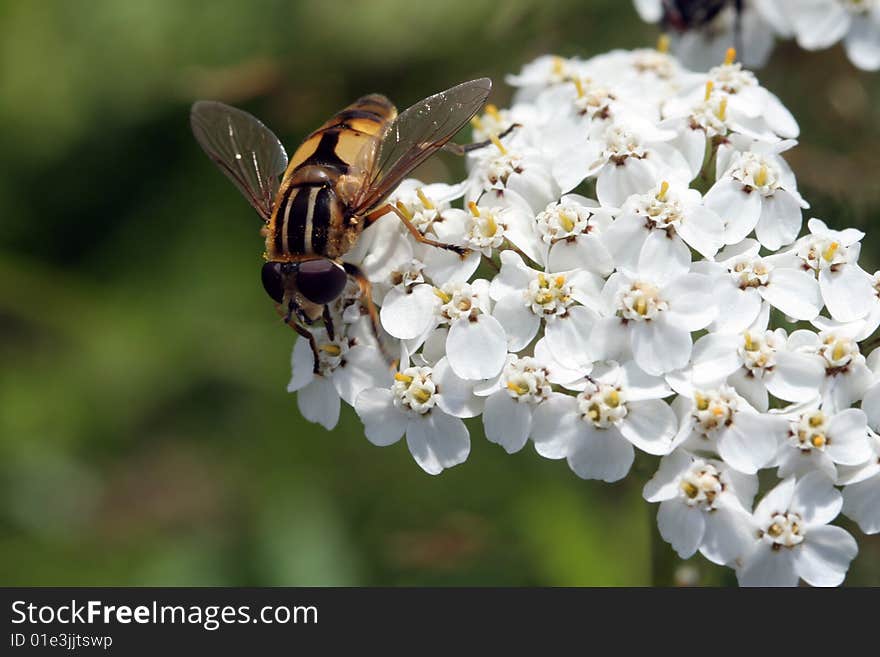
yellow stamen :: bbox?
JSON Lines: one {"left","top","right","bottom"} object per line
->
{"left": 606, "top": 390, "right": 620, "bottom": 408}
{"left": 717, "top": 97, "right": 728, "bottom": 122}
{"left": 433, "top": 288, "right": 452, "bottom": 304}
{"left": 811, "top": 434, "right": 826, "bottom": 448}
{"left": 573, "top": 77, "right": 585, "bottom": 98}
{"left": 467, "top": 201, "right": 480, "bottom": 217}
{"left": 412, "top": 388, "right": 432, "bottom": 404}
{"left": 537, "top": 273, "right": 548, "bottom": 288}
{"left": 822, "top": 242, "right": 839, "bottom": 262}
{"left": 395, "top": 200, "right": 413, "bottom": 220}
{"left": 482, "top": 213, "right": 498, "bottom": 237}
{"left": 808, "top": 413, "right": 824, "bottom": 428}
{"left": 768, "top": 523, "right": 782, "bottom": 538}
{"left": 743, "top": 332, "right": 754, "bottom": 351}
{"left": 470, "top": 115, "right": 484, "bottom": 131}
{"left": 554, "top": 275, "right": 566, "bottom": 288}
{"left": 507, "top": 381, "right": 530, "bottom": 396}
{"left": 753, "top": 164, "right": 768, "bottom": 188}
{"left": 712, "top": 407, "right": 725, "bottom": 417}
{"left": 394, "top": 372, "right": 413, "bottom": 384}
{"left": 588, "top": 407, "right": 600, "bottom": 421}
{"left": 832, "top": 341, "right": 846, "bottom": 362}
{"left": 696, "top": 394, "right": 709, "bottom": 411}
{"left": 319, "top": 344, "right": 341, "bottom": 357}
{"left": 490, "top": 133, "right": 507, "bottom": 155}
{"left": 724, "top": 47, "right": 736, "bottom": 65}
{"left": 657, "top": 34, "right": 670, "bottom": 54}
{"left": 635, "top": 296, "right": 648, "bottom": 316}
{"left": 552, "top": 56, "right": 564, "bottom": 76}
{"left": 704, "top": 80, "right": 714, "bottom": 102}
{"left": 485, "top": 104, "right": 501, "bottom": 121}
{"left": 657, "top": 180, "right": 670, "bottom": 201}
{"left": 416, "top": 188, "right": 434, "bottom": 210}
{"left": 681, "top": 481, "right": 698, "bottom": 498}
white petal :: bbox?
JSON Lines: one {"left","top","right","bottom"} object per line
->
{"left": 637, "top": 231, "right": 691, "bottom": 284}
{"left": 711, "top": 286, "right": 762, "bottom": 334}
{"left": 405, "top": 412, "right": 470, "bottom": 475}
{"left": 700, "top": 506, "right": 756, "bottom": 566}
{"left": 677, "top": 205, "right": 724, "bottom": 259}
{"left": 754, "top": 477, "right": 797, "bottom": 527}
{"left": 601, "top": 213, "right": 647, "bottom": 272}
{"left": 544, "top": 307, "right": 598, "bottom": 371}
{"left": 765, "top": 350, "right": 826, "bottom": 403}
{"left": 657, "top": 500, "right": 705, "bottom": 559}
{"left": 664, "top": 273, "right": 717, "bottom": 331}
{"left": 288, "top": 336, "right": 317, "bottom": 392}
{"left": 380, "top": 285, "right": 439, "bottom": 340}
{"left": 755, "top": 190, "right": 802, "bottom": 250}
{"left": 791, "top": 470, "right": 843, "bottom": 527}
{"left": 355, "top": 388, "right": 406, "bottom": 446}
{"left": 759, "top": 268, "right": 822, "bottom": 320}
{"left": 845, "top": 15, "right": 880, "bottom": 70}
{"left": 297, "top": 377, "right": 341, "bottom": 430}
{"left": 548, "top": 235, "right": 615, "bottom": 277}
{"left": 717, "top": 412, "right": 787, "bottom": 475}
{"left": 826, "top": 408, "right": 873, "bottom": 466}
{"left": 446, "top": 316, "right": 508, "bottom": 380}
{"left": 492, "top": 294, "right": 540, "bottom": 351}
{"left": 793, "top": 1, "right": 851, "bottom": 50}
{"left": 691, "top": 333, "right": 742, "bottom": 385}
{"left": 738, "top": 547, "right": 798, "bottom": 587}
{"left": 567, "top": 425, "right": 635, "bottom": 482}
{"left": 631, "top": 317, "right": 692, "bottom": 376}
{"left": 820, "top": 266, "right": 874, "bottom": 322}
{"left": 597, "top": 157, "right": 657, "bottom": 207}
{"left": 619, "top": 399, "right": 678, "bottom": 455}
{"left": 590, "top": 316, "right": 631, "bottom": 362}
{"left": 643, "top": 449, "right": 694, "bottom": 502}
{"left": 483, "top": 392, "right": 533, "bottom": 454}
{"left": 531, "top": 393, "right": 580, "bottom": 459}
{"left": 433, "top": 357, "right": 483, "bottom": 418}
{"left": 863, "top": 382, "right": 880, "bottom": 431}
{"left": 795, "top": 525, "right": 858, "bottom": 587}
{"left": 332, "top": 344, "right": 391, "bottom": 406}
{"left": 843, "top": 474, "right": 880, "bottom": 534}
{"left": 705, "top": 180, "right": 761, "bottom": 245}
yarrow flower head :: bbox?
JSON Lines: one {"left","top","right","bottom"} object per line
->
{"left": 284, "top": 48, "right": 880, "bottom": 586}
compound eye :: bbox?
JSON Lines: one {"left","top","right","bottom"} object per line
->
{"left": 297, "top": 259, "right": 348, "bottom": 305}
{"left": 261, "top": 262, "right": 286, "bottom": 303}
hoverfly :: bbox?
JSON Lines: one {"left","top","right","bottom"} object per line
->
{"left": 661, "top": 0, "right": 743, "bottom": 37}
{"left": 191, "top": 79, "right": 492, "bottom": 372}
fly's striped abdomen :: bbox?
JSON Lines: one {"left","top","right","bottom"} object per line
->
{"left": 285, "top": 94, "right": 397, "bottom": 175}
{"left": 267, "top": 173, "right": 348, "bottom": 260}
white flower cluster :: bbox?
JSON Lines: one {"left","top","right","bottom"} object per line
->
{"left": 635, "top": 0, "right": 880, "bottom": 71}
{"left": 287, "top": 48, "right": 880, "bottom": 586}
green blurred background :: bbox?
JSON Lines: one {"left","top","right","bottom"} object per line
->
{"left": 1, "top": 0, "right": 878, "bottom": 586}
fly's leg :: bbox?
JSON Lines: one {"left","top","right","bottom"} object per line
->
{"left": 441, "top": 122, "right": 520, "bottom": 155}
{"left": 276, "top": 302, "right": 320, "bottom": 374}
{"left": 322, "top": 304, "right": 336, "bottom": 342}
{"left": 364, "top": 204, "right": 471, "bottom": 257}
{"left": 342, "top": 262, "right": 395, "bottom": 368}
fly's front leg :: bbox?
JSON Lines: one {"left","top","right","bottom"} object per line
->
{"left": 342, "top": 262, "right": 394, "bottom": 368}
{"left": 441, "top": 123, "right": 520, "bottom": 155}
{"left": 365, "top": 204, "right": 471, "bottom": 257}
{"left": 276, "top": 303, "right": 321, "bottom": 374}
{"left": 322, "top": 304, "right": 336, "bottom": 342}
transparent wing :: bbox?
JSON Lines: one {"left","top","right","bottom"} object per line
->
{"left": 191, "top": 100, "right": 288, "bottom": 221}
{"left": 351, "top": 78, "right": 491, "bottom": 215}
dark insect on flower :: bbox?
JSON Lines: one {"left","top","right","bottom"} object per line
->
{"left": 661, "top": 0, "right": 743, "bottom": 34}
{"left": 191, "top": 80, "right": 497, "bottom": 373}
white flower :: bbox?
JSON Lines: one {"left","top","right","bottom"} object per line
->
{"left": 587, "top": 116, "right": 694, "bottom": 207}
{"left": 672, "top": 383, "right": 790, "bottom": 474}
{"left": 789, "top": 218, "right": 875, "bottom": 322}
{"left": 774, "top": 405, "right": 873, "bottom": 480}
{"left": 604, "top": 179, "right": 724, "bottom": 268}
{"left": 841, "top": 427, "right": 880, "bottom": 533}
{"left": 690, "top": 325, "right": 826, "bottom": 411}
{"left": 643, "top": 450, "right": 757, "bottom": 563}
{"left": 737, "top": 472, "right": 858, "bottom": 587}
{"left": 287, "top": 321, "right": 390, "bottom": 430}
{"left": 354, "top": 358, "right": 481, "bottom": 475}
{"left": 698, "top": 239, "right": 822, "bottom": 334}
{"left": 784, "top": 0, "right": 880, "bottom": 71}
{"left": 532, "top": 361, "right": 678, "bottom": 482}
{"left": 476, "top": 354, "right": 554, "bottom": 454}
{"left": 788, "top": 326, "right": 874, "bottom": 412}
{"left": 705, "top": 139, "right": 808, "bottom": 250}
{"left": 534, "top": 195, "right": 615, "bottom": 275}
{"left": 490, "top": 250, "right": 601, "bottom": 370}
{"left": 591, "top": 238, "right": 716, "bottom": 375}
